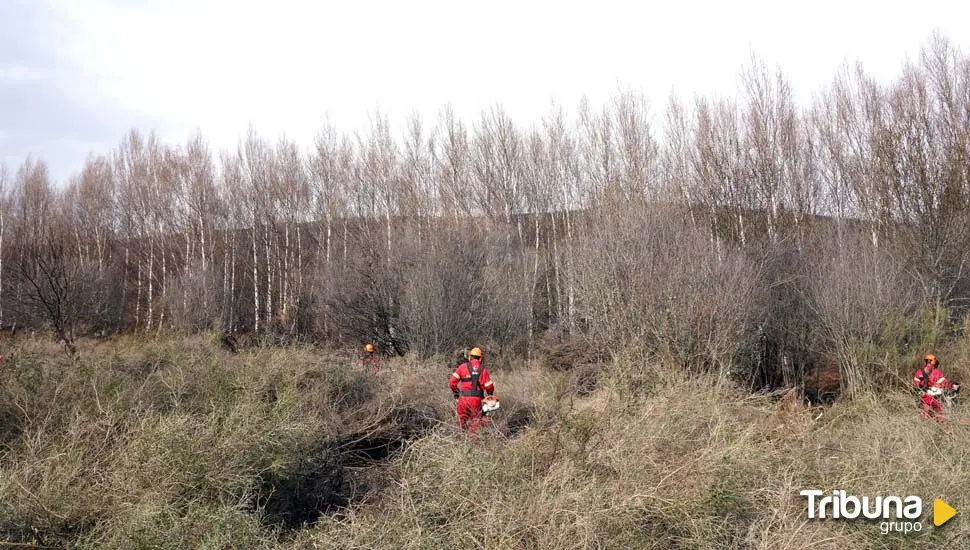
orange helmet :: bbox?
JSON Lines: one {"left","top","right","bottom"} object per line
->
{"left": 469, "top": 347, "right": 483, "bottom": 359}
{"left": 924, "top": 354, "right": 938, "bottom": 367}
{"left": 364, "top": 343, "right": 375, "bottom": 353}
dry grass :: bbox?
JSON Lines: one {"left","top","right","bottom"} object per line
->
{"left": 0, "top": 334, "right": 968, "bottom": 549}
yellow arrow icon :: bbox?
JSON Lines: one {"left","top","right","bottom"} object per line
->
{"left": 934, "top": 499, "right": 956, "bottom": 527}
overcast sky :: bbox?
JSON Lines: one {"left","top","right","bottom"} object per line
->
{"left": 2, "top": 0, "right": 969, "bottom": 185}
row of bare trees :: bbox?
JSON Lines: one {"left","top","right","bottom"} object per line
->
{"left": 1, "top": 33, "right": 968, "bottom": 395}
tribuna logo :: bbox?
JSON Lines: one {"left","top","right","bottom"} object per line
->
{"left": 800, "top": 490, "right": 923, "bottom": 534}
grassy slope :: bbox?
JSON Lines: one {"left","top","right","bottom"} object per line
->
{"left": 0, "top": 334, "right": 968, "bottom": 549}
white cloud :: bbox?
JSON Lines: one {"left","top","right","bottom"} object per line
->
{"left": 0, "top": 66, "right": 46, "bottom": 81}
{"left": 20, "top": 0, "right": 970, "bottom": 163}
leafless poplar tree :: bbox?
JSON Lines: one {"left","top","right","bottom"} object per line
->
{"left": 0, "top": 162, "right": 9, "bottom": 327}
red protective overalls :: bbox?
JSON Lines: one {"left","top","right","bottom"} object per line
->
{"left": 914, "top": 365, "right": 953, "bottom": 419}
{"left": 449, "top": 358, "right": 494, "bottom": 434}
{"left": 359, "top": 352, "right": 379, "bottom": 374}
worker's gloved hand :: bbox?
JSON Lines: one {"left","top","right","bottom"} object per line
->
{"left": 453, "top": 392, "right": 460, "bottom": 400}
{"left": 954, "top": 383, "right": 961, "bottom": 393}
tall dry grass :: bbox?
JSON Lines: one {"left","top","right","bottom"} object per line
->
{"left": 0, "top": 334, "right": 968, "bottom": 549}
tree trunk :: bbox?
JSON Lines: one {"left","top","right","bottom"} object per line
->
{"left": 200, "top": 212, "right": 208, "bottom": 310}
{"left": 252, "top": 224, "right": 260, "bottom": 333}
{"left": 147, "top": 238, "right": 154, "bottom": 330}
{"left": 529, "top": 211, "right": 541, "bottom": 364}
{"left": 265, "top": 224, "right": 273, "bottom": 328}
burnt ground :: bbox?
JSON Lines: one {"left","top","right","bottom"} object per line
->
{"left": 252, "top": 404, "right": 443, "bottom": 531}
{"left": 252, "top": 399, "right": 541, "bottom": 533}
{"left": 801, "top": 361, "right": 841, "bottom": 405}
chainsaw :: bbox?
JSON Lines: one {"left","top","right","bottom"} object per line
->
{"left": 925, "top": 383, "right": 961, "bottom": 413}
{"left": 482, "top": 395, "right": 500, "bottom": 415}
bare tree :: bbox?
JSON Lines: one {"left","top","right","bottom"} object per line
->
{"left": 576, "top": 98, "right": 616, "bottom": 209}
{"left": 112, "top": 130, "right": 145, "bottom": 329}
{"left": 739, "top": 54, "right": 799, "bottom": 244}
{"left": 835, "top": 63, "right": 892, "bottom": 252}
{"left": 219, "top": 150, "right": 247, "bottom": 332}
{"left": 0, "top": 162, "right": 8, "bottom": 327}
{"left": 237, "top": 127, "right": 275, "bottom": 333}
{"left": 357, "top": 110, "right": 399, "bottom": 265}
{"left": 878, "top": 38, "right": 970, "bottom": 307}
{"left": 662, "top": 94, "right": 699, "bottom": 227}
{"left": 60, "top": 156, "right": 119, "bottom": 333}
{"left": 471, "top": 104, "right": 526, "bottom": 273}
{"left": 308, "top": 119, "right": 354, "bottom": 339}
{"left": 810, "top": 71, "right": 861, "bottom": 256}
{"left": 311, "top": 117, "right": 348, "bottom": 270}
{"left": 15, "top": 220, "right": 84, "bottom": 358}
{"left": 610, "top": 88, "right": 660, "bottom": 202}
{"left": 689, "top": 96, "right": 749, "bottom": 255}
{"left": 9, "top": 158, "right": 85, "bottom": 357}
{"left": 400, "top": 112, "right": 436, "bottom": 249}
{"left": 522, "top": 128, "right": 550, "bottom": 360}
{"left": 112, "top": 129, "right": 173, "bottom": 331}
{"left": 166, "top": 132, "right": 221, "bottom": 330}
{"left": 433, "top": 105, "right": 474, "bottom": 226}
{"left": 802, "top": 229, "right": 920, "bottom": 397}
{"left": 541, "top": 101, "right": 581, "bottom": 333}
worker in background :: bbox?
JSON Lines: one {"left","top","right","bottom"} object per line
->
{"left": 449, "top": 346, "right": 495, "bottom": 435}
{"left": 359, "top": 343, "right": 380, "bottom": 374}
{"left": 914, "top": 353, "right": 959, "bottom": 420}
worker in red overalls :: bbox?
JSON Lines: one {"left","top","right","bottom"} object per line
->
{"left": 914, "top": 353, "right": 958, "bottom": 420}
{"left": 359, "top": 343, "right": 380, "bottom": 374}
{"left": 449, "top": 347, "right": 495, "bottom": 435}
